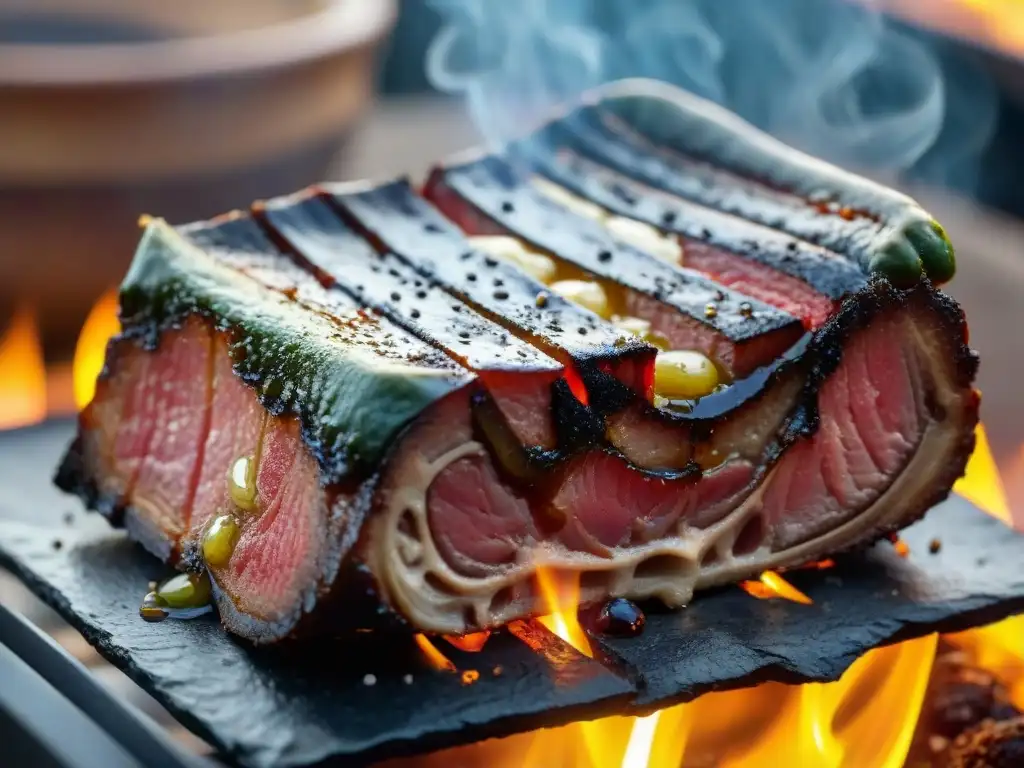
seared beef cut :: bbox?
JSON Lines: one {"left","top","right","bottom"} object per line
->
{"left": 57, "top": 79, "right": 978, "bottom": 643}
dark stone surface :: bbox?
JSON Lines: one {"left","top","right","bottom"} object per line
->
{"left": 591, "top": 493, "right": 1024, "bottom": 712}
{"left": 2, "top": 423, "right": 1024, "bottom": 765}
{"left": 0, "top": 523, "right": 632, "bottom": 768}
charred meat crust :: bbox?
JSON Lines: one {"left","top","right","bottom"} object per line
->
{"left": 255, "top": 192, "right": 567, "bottom": 454}
{"left": 325, "top": 179, "right": 657, "bottom": 390}
{"left": 254, "top": 192, "right": 562, "bottom": 379}
{"left": 425, "top": 157, "right": 804, "bottom": 355}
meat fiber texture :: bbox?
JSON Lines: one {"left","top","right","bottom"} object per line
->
{"left": 56, "top": 80, "right": 978, "bottom": 643}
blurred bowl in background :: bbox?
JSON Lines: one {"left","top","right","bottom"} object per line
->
{"left": 0, "top": 0, "right": 396, "bottom": 353}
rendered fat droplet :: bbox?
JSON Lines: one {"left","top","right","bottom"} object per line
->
{"left": 469, "top": 236, "right": 558, "bottom": 284}
{"left": 654, "top": 350, "right": 720, "bottom": 400}
{"left": 531, "top": 175, "right": 608, "bottom": 221}
{"left": 155, "top": 572, "right": 212, "bottom": 609}
{"left": 548, "top": 279, "right": 611, "bottom": 318}
{"left": 228, "top": 455, "right": 258, "bottom": 512}
{"left": 203, "top": 515, "right": 240, "bottom": 568}
{"left": 605, "top": 216, "right": 683, "bottom": 264}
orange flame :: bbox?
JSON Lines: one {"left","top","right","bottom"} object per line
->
{"left": 0, "top": 305, "right": 47, "bottom": 430}
{"left": 414, "top": 635, "right": 456, "bottom": 672}
{"left": 945, "top": 423, "right": 1024, "bottom": 708}
{"left": 619, "top": 713, "right": 661, "bottom": 768}
{"left": 954, "top": 423, "right": 1012, "bottom": 525}
{"left": 882, "top": 0, "right": 1024, "bottom": 60}
{"left": 73, "top": 289, "right": 120, "bottom": 410}
{"left": 535, "top": 567, "right": 593, "bottom": 658}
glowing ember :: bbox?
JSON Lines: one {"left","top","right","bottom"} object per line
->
{"left": 893, "top": 538, "right": 911, "bottom": 558}
{"left": 0, "top": 305, "right": 46, "bottom": 431}
{"left": 73, "top": 289, "right": 120, "bottom": 410}
{"left": 414, "top": 635, "right": 456, "bottom": 672}
{"left": 740, "top": 571, "right": 813, "bottom": 604}
{"left": 461, "top": 670, "right": 480, "bottom": 685}
{"left": 443, "top": 631, "right": 491, "bottom": 653}
{"left": 535, "top": 567, "right": 593, "bottom": 658}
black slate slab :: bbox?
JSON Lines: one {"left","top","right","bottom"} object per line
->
{"left": 2, "top": 423, "right": 1024, "bottom": 766}
{"left": 0, "top": 523, "right": 632, "bottom": 768}
{"left": 589, "top": 494, "right": 1024, "bottom": 711}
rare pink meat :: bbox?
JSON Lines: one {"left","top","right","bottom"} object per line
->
{"left": 128, "top": 320, "right": 212, "bottom": 552}
{"left": 761, "top": 313, "right": 926, "bottom": 549}
{"left": 217, "top": 417, "right": 326, "bottom": 623}
{"left": 683, "top": 240, "right": 839, "bottom": 329}
{"left": 189, "top": 343, "right": 266, "bottom": 540}
{"left": 428, "top": 455, "right": 538, "bottom": 575}
{"left": 549, "top": 452, "right": 754, "bottom": 554}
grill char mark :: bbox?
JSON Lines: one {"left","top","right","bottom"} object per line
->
{"left": 255, "top": 194, "right": 560, "bottom": 378}
{"left": 327, "top": 179, "right": 656, "bottom": 403}
{"left": 514, "top": 139, "right": 867, "bottom": 303}
{"left": 427, "top": 155, "right": 804, "bottom": 378}
{"left": 179, "top": 213, "right": 469, "bottom": 402}
{"left": 255, "top": 192, "right": 566, "bottom": 451}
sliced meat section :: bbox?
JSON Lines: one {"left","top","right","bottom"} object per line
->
{"left": 214, "top": 415, "right": 327, "bottom": 637}
{"left": 549, "top": 452, "right": 753, "bottom": 555}
{"left": 682, "top": 242, "right": 838, "bottom": 329}
{"left": 695, "top": 280, "right": 978, "bottom": 588}
{"left": 188, "top": 343, "right": 266, "bottom": 546}
{"left": 125, "top": 318, "right": 213, "bottom": 559}
{"left": 65, "top": 319, "right": 213, "bottom": 561}
{"left": 371, "top": 278, "right": 978, "bottom": 633}
{"left": 424, "top": 154, "right": 804, "bottom": 378}
{"left": 57, "top": 217, "right": 477, "bottom": 642}
{"left": 427, "top": 454, "right": 538, "bottom": 577}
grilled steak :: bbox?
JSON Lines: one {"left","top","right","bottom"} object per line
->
{"left": 56, "top": 80, "right": 977, "bottom": 643}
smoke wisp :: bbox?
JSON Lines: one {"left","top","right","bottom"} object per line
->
{"left": 426, "top": 0, "right": 996, "bottom": 186}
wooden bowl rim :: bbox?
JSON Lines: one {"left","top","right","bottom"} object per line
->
{"left": 0, "top": 0, "right": 396, "bottom": 86}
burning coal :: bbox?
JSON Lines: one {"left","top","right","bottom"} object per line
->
{"left": 426, "top": 0, "right": 997, "bottom": 188}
